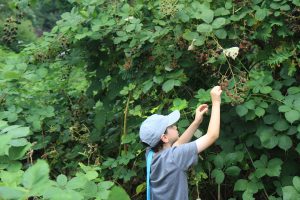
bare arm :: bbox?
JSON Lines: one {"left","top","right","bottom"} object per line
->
{"left": 196, "top": 86, "right": 222, "bottom": 153}
{"left": 173, "top": 120, "right": 201, "bottom": 146}
{"left": 173, "top": 104, "right": 208, "bottom": 147}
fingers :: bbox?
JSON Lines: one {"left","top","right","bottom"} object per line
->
{"left": 197, "top": 104, "right": 209, "bottom": 114}
{"left": 211, "top": 86, "right": 223, "bottom": 95}
{"left": 198, "top": 104, "right": 208, "bottom": 111}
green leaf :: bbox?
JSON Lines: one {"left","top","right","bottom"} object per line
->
{"left": 197, "top": 24, "right": 213, "bottom": 33}
{"left": 0, "top": 135, "right": 13, "bottom": 156}
{"left": 278, "top": 135, "right": 292, "bottom": 151}
{"left": 270, "top": 90, "right": 284, "bottom": 101}
{"left": 9, "top": 138, "right": 29, "bottom": 147}
{"left": 293, "top": 176, "right": 300, "bottom": 192}
{"left": 279, "top": 105, "right": 292, "bottom": 113}
{"left": 211, "top": 169, "right": 225, "bottom": 184}
{"left": 256, "top": 126, "right": 278, "bottom": 149}
{"left": 57, "top": 174, "right": 68, "bottom": 187}
{"left": 213, "top": 154, "right": 224, "bottom": 169}
{"left": 162, "top": 79, "right": 181, "bottom": 93}
{"left": 7, "top": 127, "right": 30, "bottom": 138}
{"left": 200, "top": 9, "right": 214, "bottom": 23}
{"left": 225, "top": 166, "right": 241, "bottom": 176}
{"left": 244, "top": 100, "right": 255, "bottom": 110}
{"left": 214, "top": 29, "right": 227, "bottom": 39}
{"left": 255, "top": 107, "right": 265, "bottom": 117}
{"left": 182, "top": 31, "right": 199, "bottom": 41}
{"left": 267, "top": 158, "right": 283, "bottom": 176}
{"left": 142, "top": 80, "right": 153, "bottom": 93}
{"left": 177, "top": 11, "right": 190, "bottom": 22}
{"left": 274, "top": 119, "right": 289, "bottom": 131}
{"left": 293, "top": 0, "right": 300, "bottom": 6}
{"left": 260, "top": 86, "right": 272, "bottom": 94}
{"left": 234, "top": 179, "right": 248, "bottom": 191}
{"left": 22, "top": 160, "right": 50, "bottom": 193}
{"left": 285, "top": 110, "right": 300, "bottom": 123}
{"left": 255, "top": 8, "right": 269, "bottom": 21}
{"left": 171, "top": 98, "right": 188, "bottom": 111}
{"left": 136, "top": 182, "right": 146, "bottom": 195}
{"left": 212, "top": 18, "right": 226, "bottom": 29}
{"left": 263, "top": 114, "right": 279, "bottom": 124}
{"left": 0, "top": 187, "right": 25, "bottom": 199}
{"left": 66, "top": 176, "right": 88, "bottom": 190}
{"left": 236, "top": 105, "right": 248, "bottom": 117}
{"left": 282, "top": 186, "right": 300, "bottom": 200}
{"left": 107, "top": 185, "right": 130, "bottom": 200}
{"left": 287, "top": 87, "right": 300, "bottom": 95}
{"left": 85, "top": 170, "right": 98, "bottom": 180}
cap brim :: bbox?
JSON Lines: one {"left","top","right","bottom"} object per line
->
{"left": 166, "top": 110, "right": 180, "bottom": 126}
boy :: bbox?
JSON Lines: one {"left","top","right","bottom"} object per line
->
{"left": 139, "top": 86, "right": 222, "bottom": 200}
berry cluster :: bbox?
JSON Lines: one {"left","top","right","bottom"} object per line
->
{"left": 160, "top": 0, "right": 178, "bottom": 17}
{"left": 33, "top": 35, "right": 70, "bottom": 62}
{"left": 219, "top": 71, "right": 249, "bottom": 105}
{"left": 286, "top": 8, "right": 300, "bottom": 33}
{"left": 2, "top": 17, "right": 19, "bottom": 44}
{"left": 123, "top": 57, "right": 132, "bottom": 70}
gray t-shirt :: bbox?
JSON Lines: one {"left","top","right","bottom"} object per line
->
{"left": 146, "top": 141, "right": 198, "bottom": 200}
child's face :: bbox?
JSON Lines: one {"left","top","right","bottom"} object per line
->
{"left": 165, "top": 125, "right": 179, "bottom": 144}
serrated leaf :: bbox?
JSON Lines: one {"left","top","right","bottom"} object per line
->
{"left": 211, "top": 169, "right": 225, "bottom": 184}
{"left": 57, "top": 174, "right": 68, "bottom": 187}
{"left": 293, "top": 176, "right": 300, "bottom": 192}
{"left": 215, "top": 29, "right": 227, "bottom": 39}
{"left": 236, "top": 105, "right": 248, "bottom": 117}
{"left": 260, "top": 86, "right": 272, "bottom": 94}
{"left": 225, "top": 166, "right": 241, "bottom": 176}
{"left": 279, "top": 105, "right": 292, "bottom": 112}
{"left": 197, "top": 24, "right": 213, "bottom": 33}
{"left": 285, "top": 110, "right": 300, "bottom": 123}
{"left": 22, "top": 160, "right": 50, "bottom": 193}
{"left": 212, "top": 18, "right": 226, "bottom": 29}
{"left": 278, "top": 135, "right": 292, "bottom": 151}
{"left": 213, "top": 154, "right": 224, "bottom": 169}
{"left": 107, "top": 186, "right": 130, "bottom": 200}
{"left": 200, "top": 9, "right": 214, "bottom": 23}
{"left": 267, "top": 158, "right": 283, "bottom": 176}
{"left": 255, "top": 107, "right": 265, "bottom": 117}
{"left": 234, "top": 179, "right": 248, "bottom": 191}
{"left": 274, "top": 119, "right": 289, "bottom": 131}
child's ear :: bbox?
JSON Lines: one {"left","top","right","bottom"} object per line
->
{"left": 161, "top": 134, "right": 169, "bottom": 143}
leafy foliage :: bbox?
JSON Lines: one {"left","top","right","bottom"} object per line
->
{"left": 0, "top": 0, "right": 300, "bottom": 199}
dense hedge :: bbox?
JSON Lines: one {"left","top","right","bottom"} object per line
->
{"left": 0, "top": 0, "right": 300, "bottom": 199}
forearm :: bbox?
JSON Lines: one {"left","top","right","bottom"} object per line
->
{"left": 206, "top": 102, "right": 221, "bottom": 139}
{"left": 175, "top": 120, "right": 201, "bottom": 145}
{"left": 195, "top": 102, "right": 221, "bottom": 153}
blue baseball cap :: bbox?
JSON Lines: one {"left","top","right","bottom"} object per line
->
{"left": 139, "top": 110, "right": 180, "bottom": 147}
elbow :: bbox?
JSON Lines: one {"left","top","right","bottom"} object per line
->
{"left": 207, "top": 132, "right": 219, "bottom": 141}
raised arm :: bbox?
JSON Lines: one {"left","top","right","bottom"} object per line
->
{"left": 195, "top": 86, "right": 222, "bottom": 153}
{"left": 173, "top": 104, "right": 208, "bottom": 147}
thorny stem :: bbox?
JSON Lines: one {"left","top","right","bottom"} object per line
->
{"left": 212, "top": 35, "right": 238, "bottom": 94}
{"left": 218, "top": 184, "right": 221, "bottom": 200}
{"left": 123, "top": 92, "right": 131, "bottom": 154}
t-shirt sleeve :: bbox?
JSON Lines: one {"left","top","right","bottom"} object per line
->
{"left": 171, "top": 141, "right": 198, "bottom": 170}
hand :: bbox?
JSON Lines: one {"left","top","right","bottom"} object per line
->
{"left": 194, "top": 104, "right": 209, "bottom": 124}
{"left": 210, "top": 86, "right": 222, "bottom": 104}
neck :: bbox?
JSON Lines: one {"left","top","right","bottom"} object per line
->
{"left": 162, "top": 142, "right": 172, "bottom": 150}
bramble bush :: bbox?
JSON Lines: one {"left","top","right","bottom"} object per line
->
{"left": 0, "top": 0, "right": 300, "bottom": 199}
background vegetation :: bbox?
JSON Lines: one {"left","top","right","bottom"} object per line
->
{"left": 0, "top": 0, "right": 300, "bottom": 199}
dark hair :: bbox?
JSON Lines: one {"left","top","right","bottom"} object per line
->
{"left": 152, "top": 139, "right": 164, "bottom": 152}
{"left": 141, "top": 129, "right": 168, "bottom": 152}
